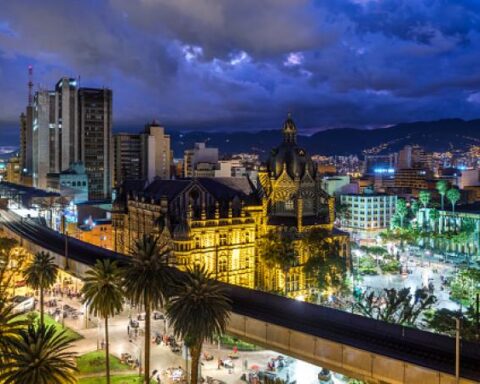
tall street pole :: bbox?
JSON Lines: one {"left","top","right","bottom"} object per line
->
{"left": 455, "top": 317, "right": 461, "bottom": 384}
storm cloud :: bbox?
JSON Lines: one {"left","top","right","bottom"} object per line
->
{"left": 0, "top": 0, "right": 479, "bottom": 144}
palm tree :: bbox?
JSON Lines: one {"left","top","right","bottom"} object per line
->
{"left": 419, "top": 190, "right": 431, "bottom": 209}
{"left": 81, "top": 260, "right": 124, "bottom": 384}
{"left": 122, "top": 235, "right": 171, "bottom": 384}
{"left": 0, "top": 324, "right": 77, "bottom": 384}
{"left": 258, "top": 230, "right": 297, "bottom": 295}
{"left": 436, "top": 180, "right": 448, "bottom": 210}
{"left": 167, "top": 265, "right": 231, "bottom": 384}
{"left": 23, "top": 251, "right": 58, "bottom": 327}
{"left": 395, "top": 199, "right": 408, "bottom": 228}
{"left": 446, "top": 188, "right": 461, "bottom": 214}
{"left": 0, "top": 299, "right": 28, "bottom": 365}
{"left": 418, "top": 190, "right": 431, "bottom": 229}
{"left": 446, "top": 188, "right": 461, "bottom": 232}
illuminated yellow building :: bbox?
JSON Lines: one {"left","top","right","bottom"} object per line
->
{"left": 256, "top": 114, "right": 349, "bottom": 295}
{"left": 112, "top": 115, "right": 350, "bottom": 296}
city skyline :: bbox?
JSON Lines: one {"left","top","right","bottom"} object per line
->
{"left": 1, "top": 1, "right": 480, "bottom": 145}
{"left": 1, "top": 2, "right": 480, "bottom": 384}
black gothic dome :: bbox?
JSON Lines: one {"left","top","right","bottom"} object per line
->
{"left": 267, "top": 114, "right": 316, "bottom": 179}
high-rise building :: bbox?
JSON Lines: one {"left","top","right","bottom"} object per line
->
{"left": 140, "top": 122, "right": 171, "bottom": 181}
{"left": 78, "top": 88, "right": 112, "bottom": 200}
{"left": 113, "top": 122, "right": 172, "bottom": 187}
{"left": 19, "top": 66, "right": 34, "bottom": 184}
{"left": 30, "top": 77, "right": 112, "bottom": 200}
{"left": 397, "top": 145, "right": 432, "bottom": 170}
{"left": 114, "top": 133, "right": 142, "bottom": 186}
{"left": 32, "top": 89, "right": 56, "bottom": 189}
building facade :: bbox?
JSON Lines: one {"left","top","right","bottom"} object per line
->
{"left": 5, "top": 156, "right": 21, "bottom": 184}
{"left": 140, "top": 123, "right": 171, "bottom": 182}
{"left": 78, "top": 88, "right": 112, "bottom": 200}
{"left": 113, "top": 122, "right": 172, "bottom": 187}
{"left": 113, "top": 115, "right": 350, "bottom": 297}
{"left": 340, "top": 193, "right": 397, "bottom": 230}
{"left": 113, "top": 178, "right": 259, "bottom": 288}
{"left": 114, "top": 133, "right": 142, "bottom": 186}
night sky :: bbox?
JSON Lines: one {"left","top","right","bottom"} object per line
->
{"left": 1, "top": 0, "right": 480, "bottom": 145}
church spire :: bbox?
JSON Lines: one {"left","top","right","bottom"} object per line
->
{"left": 282, "top": 112, "right": 297, "bottom": 144}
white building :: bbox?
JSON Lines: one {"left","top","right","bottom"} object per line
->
{"left": 141, "top": 123, "right": 171, "bottom": 182}
{"left": 321, "top": 175, "right": 356, "bottom": 196}
{"left": 340, "top": 193, "right": 397, "bottom": 230}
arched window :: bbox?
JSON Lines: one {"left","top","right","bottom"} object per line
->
{"left": 219, "top": 257, "right": 228, "bottom": 272}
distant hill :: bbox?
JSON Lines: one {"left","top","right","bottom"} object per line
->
{"left": 169, "top": 118, "right": 480, "bottom": 158}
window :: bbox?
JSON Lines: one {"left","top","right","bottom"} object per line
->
{"left": 219, "top": 257, "right": 227, "bottom": 272}
{"left": 285, "top": 200, "right": 294, "bottom": 211}
{"left": 219, "top": 234, "right": 227, "bottom": 246}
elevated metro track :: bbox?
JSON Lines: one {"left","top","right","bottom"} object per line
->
{"left": 0, "top": 209, "right": 479, "bottom": 383}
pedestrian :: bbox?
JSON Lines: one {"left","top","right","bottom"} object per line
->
{"left": 156, "top": 374, "right": 161, "bottom": 384}
{"left": 217, "top": 358, "right": 222, "bottom": 370}
{"left": 127, "top": 325, "right": 130, "bottom": 335}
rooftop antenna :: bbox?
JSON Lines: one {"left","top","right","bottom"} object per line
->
{"left": 28, "top": 65, "right": 33, "bottom": 106}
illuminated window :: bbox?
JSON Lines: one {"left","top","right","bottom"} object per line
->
{"left": 219, "top": 234, "right": 227, "bottom": 246}
{"left": 219, "top": 257, "right": 227, "bottom": 272}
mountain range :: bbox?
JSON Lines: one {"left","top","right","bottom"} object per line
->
{"left": 2, "top": 118, "right": 480, "bottom": 160}
{"left": 170, "top": 118, "right": 480, "bottom": 158}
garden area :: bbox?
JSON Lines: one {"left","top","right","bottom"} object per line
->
{"left": 77, "top": 351, "right": 130, "bottom": 375}
{"left": 79, "top": 375, "right": 154, "bottom": 384}
{"left": 17, "top": 311, "right": 83, "bottom": 342}
{"left": 76, "top": 351, "right": 150, "bottom": 384}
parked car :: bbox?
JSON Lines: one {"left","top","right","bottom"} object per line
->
{"left": 153, "top": 311, "right": 164, "bottom": 320}
{"left": 11, "top": 296, "right": 35, "bottom": 314}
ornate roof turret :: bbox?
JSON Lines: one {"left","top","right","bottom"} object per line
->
{"left": 267, "top": 114, "right": 316, "bottom": 180}
{"left": 282, "top": 112, "right": 297, "bottom": 144}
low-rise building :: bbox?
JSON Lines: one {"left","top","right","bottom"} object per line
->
{"left": 46, "top": 162, "right": 88, "bottom": 204}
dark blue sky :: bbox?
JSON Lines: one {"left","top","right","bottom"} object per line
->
{"left": 1, "top": 0, "right": 480, "bottom": 145}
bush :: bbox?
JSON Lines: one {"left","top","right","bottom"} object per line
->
{"left": 380, "top": 259, "right": 401, "bottom": 274}
{"left": 216, "top": 335, "right": 258, "bottom": 351}
{"left": 358, "top": 257, "right": 377, "bottom": 275}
